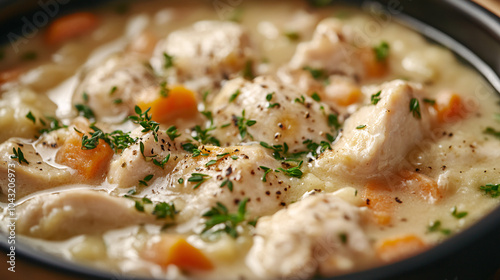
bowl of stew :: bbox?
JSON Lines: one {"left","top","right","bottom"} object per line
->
{"left": 1, "top": 0, "right": 500, "bottom": 279}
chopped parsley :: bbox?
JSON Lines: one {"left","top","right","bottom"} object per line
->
{"left": 129, "top": 106, "right": 160, "bottom": 142}
{"left": 303, "top": 66, "right": 327, "bottom": 81}
{"left": 152, "top": 202, "right": 177, "bottom": 219}
{"left": 188, "top": 173, "right": 211, "bottom": 189}
{"left": 113, "top": 99, "right": 123, "bottom": 104}
{"left": 231, "top": 155, "right": 239, "bottom": 160}
{"left": 276, "top": 160, "right": 303, "bottom": 178}
{"left": 339, "top": 233, "right": 348, "bottom": 244}
{"left": 451, "top": 206, "right": 468, "bottom": 219}
{"left": 303, "top": 139, "right": 331, "bottom": 157}
{"left": 371, "top": 91, "right": 382, "bottom": 105}
{"left": 75, "top": 104, "right": 96, "bottom": 121}
{"left": 480, "top": 183, "right": 500, "bottom": 198}
{"left": 284, "top": 31, "right": 300, "bottom": 41}
{"left": 260, "top": 166, "right": 272, "bottom": 182}
{"left": 134, "top": 197, "right": 153, "bottom": 212}
{"left": 356, "top": 125, "right": 366, "bottom": 129}
{"left": 233, "top": 110, "right": 257, "bottom": 140}
{"left": 11, "top": 147, "right": 29, "bottom": 165}
{"left": 153, "top": 154, "right": 170, "bottom": 169}
{"left": 427, "top": 220, "right": 451, "bottom": 235}
{"left": 243, "top": 60, "right": 255, "bottom": 80}
{"left": 163, "top": 52, "right": 174, "bottom": 69}
{"left": 192, "top": 125, "right": 220, "bottom": 146}
{"left": 159, "top": 81, "right": 169, "bottom": 97}
{"left": 206, "top": 160, "right": 217, "bottom": 167}
{"left": 294, "top": 95, "right": 306, "bottom": 105}
{"left": 109, "top": 86, "right": 118, "bottom": 95}
{"left": 39, "top": 116, "right": 67, "bottom": 134}
{"left": 423, "top": 98, "right": 436, "bottom": 105}
{"left": 220, "top": 178, "right": 233, "bottom": 192}
{"left": 202, "top": 198, "right": 252, "bottom": 238}
{"left": 409, "top": 98, "right": 421, "bottom": 119}
{"left": 166, "top": 126, "right": 181, "bottom": 141}
{"left": 311, "top": 92, "right": 321, "bottom": 102}
{"left": 77, "top": 126, "right": 136, "bottom": 153}
{"left": 373, "top": 41, "right": 390, "bottom": 62}
{"left": 181, "top": 142, "right": 198, "bottom": 153}
{"left": 266, "top": 92, "right": 280, "bottom": 108}
{"left": 178, "top": 178, "right": 184, "bottom": 184}
{"left": 25, "top": 111, "right": 36, "bottom": 124}
{"left": 484, "top": 127, "right": 500, "bottom": 139}
{"left": 139, "top": 174, "right": 154, "bottom": 186}
{"left": 328, "top": 114, "right": 341, "bottom": 130}
{"left": 82, "top": 92, "right": 89, "bottom": 102}
{"left": 229, "top": 89, "right": 241, "bottom": 103}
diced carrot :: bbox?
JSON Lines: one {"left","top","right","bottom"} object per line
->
{"left": 45, "top": 12, "right": 99, "bottom": 45}
{"left": 376, "top": 235, "right": 426, "bottom": 263}
{"left": 55, "top": 130, "right": 113, "bottom": 180}
{"left": 359, "top": 48, "right": 389, "bottom": 79}
{"left": 325, "top": 81, "right": 362, "bottom": 106}
{"left": 400, "top": 170, "right": 442, "bottom": 203}
{"left": 137, "top": 85, "right": 198, "bottom": 123}
{"left": 434, "top": 92, "right": 467, "bottom": 123}
{"left": 144, "top": 235, "right": 214, "bottom": 271}
{"left": 362, "top": 180, "right": 394, "bottom": 226}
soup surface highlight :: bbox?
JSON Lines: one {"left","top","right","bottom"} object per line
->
{"left": 1, "top": 1, "right": 500, "bottom": 279}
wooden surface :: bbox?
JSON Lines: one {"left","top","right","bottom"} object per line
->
{"left": 473, "top": 0, "right": 500, "bottom": 16}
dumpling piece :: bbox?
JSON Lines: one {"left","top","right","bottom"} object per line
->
{"left": 315, "top": 80, "right": 431, "bottom": 178}
{"left": 0, "top": 129, "right": 75, "bottom": 200}
{"left": 73, "top": 52, "right": 157, "bottom": 122}
{"left": 150, "top": 144, "right": 299, "bottom": 220}
{"left": 150, "top": 21, "right": 254, "bottom": 91}
{"left": 246, "top": 193, "right": 373, "bottom": 278}
{"left": 107, "top": 127, "right": 184, "bottom": 189}
{"left": 211, "top": 76, "right": 337, "bottom": 153}
{"left": 15, "top": 190, "right": 161, "bottom": 240}
{"left": 288, "top": 18, "right": 365, "bottom": 80}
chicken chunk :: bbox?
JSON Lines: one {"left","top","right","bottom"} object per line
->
{"left": 246, "top": 193, "right": 373, "bottom": 278}
{"left": 211, "top": 76, "right": 337, "bottom": 153}
{"left": 288, "top": 18, "right": 364, "bottom": 80}
{"left": 315, "top": 80, "right": 431, "bottom": 179}
{"left": 0, "top": 129, "right": 77, "bottom": 201}
{"left": 73, "top": 52, "right": 157, "bottom": 122}
{"left": 15, "top": 190, "right": 161, "bottom": 240}
{"left": 0, "top": 86, "right": 57, "bottom": 142}
{"left": 150, "top": 144, "right": 299, "bottom": 220}
{"left": 150, "top": 21, "right": 254, "bottom": 91}
{"left": 107, "top": 127, "right": 184, "bottom": 189}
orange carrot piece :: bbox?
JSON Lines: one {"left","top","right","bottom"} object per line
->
{"left": 362, "top": 180, "right": 394, "bottom": 226}
{"left": 376, "top": 235, "right": 426, "bottom": 263}
{"left": 145, "top": 236, "right": 214, "bottom": 271}
{"left": 435, "top": 92, "right": 466, "bottom": 123}
{"left": 45, "top": 12, "right": 99, "bottom": 45}
{"left": 138, "top": 85, "right": 198, "bottom": 123}
{"left": 55, "top": 131, "right": 113, "bottom": 180}
{"left": 359, "top": 48, "right": 389, "bottom": 79}
{"left": 400, "top": 170, "right": 442, "bottom": 203}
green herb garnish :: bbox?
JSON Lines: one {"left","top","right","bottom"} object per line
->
{"left": 202, "top": 198, "right": 251, "bottom": 238}
{"left": 373, "top": 41, "right": 390, "bottom": 62}
{"left": 409, "top": 98, "right": 421, "bottom": 119}
{"left": 371, "top": 91, "right": 382, "bottom": 105}
{"left": 11, "top": 147, "right": 29, "bottom": 165}
{"left": 188, "top": 173, "right": 211, "bottom": 189}
{"left": 480, "top": 183, "right": 500, "bottom": 198}
{"left": 451, "top": 206, "right": 468, "bottom": 219}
